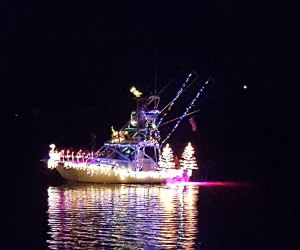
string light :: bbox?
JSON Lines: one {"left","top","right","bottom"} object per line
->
{"left": 158, "top": 73, "right": 193, "bottom": 125}
{"left": 158, "top": 143, "right": 175, "bottom": 170}
{"left": 47, "top": 145, "right": 185, "bottom": 180}
{"left": 180, "top": 142, "right": 197, "bottom": 171}
{"left": 161, "top": 79, "right": 210, "bottom": 145}
{"left": 48, "top": 156, "right": 183, "bottom": 180}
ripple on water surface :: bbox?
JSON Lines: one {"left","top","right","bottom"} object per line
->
{"left": 47, "top": 184, "right": 200, "bottom": 249}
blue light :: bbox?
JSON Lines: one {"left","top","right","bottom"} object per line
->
{"left": 158, "top": 73, "right": 194, "bottom": 125}
{"left": 161, "top": 79, "right": 210, "bottom": 145}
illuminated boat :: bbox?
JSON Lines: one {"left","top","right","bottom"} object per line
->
{"left": 46, "top": 73, "right": 210, "bottom": 183}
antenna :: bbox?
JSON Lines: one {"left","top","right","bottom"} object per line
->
{"left": 154, "top": 52, "right": 158, "bottom": 95}
{"left": 154, "top": 73, "right": 158, "bottom": 95}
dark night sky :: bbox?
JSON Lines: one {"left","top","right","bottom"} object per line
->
{"left": 1, "top": 1, "right": 298, "bottom": 182}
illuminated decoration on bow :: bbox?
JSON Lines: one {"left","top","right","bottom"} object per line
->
{"left": 130, "top": 86, "right": 142, "bottom": 97}
{"left": 76, "top": 150, "right": 83, "bottom": 162}
{"left": 47, "top": 147, "right": 98, "bottom": 169}
{"left": 161, "top": 79, "right": 210, "bottom": 145}
{"left": 49, "top": 144, "right": 56, "bottom": 153}
{"left": 180, "top": 142, "right": 197, "bottom": 171}
{"left": 48, "top": 144, "right": 60, "bottom": 169}
{"left": 158, "top": 73, "right": 193, "bottom": 126}
{"left": 158, "top": 143, "right": 175, "bottom": 170}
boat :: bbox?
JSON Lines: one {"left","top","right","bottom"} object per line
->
{"left": 46, "top": 73, "right": 210, "bottom": 183}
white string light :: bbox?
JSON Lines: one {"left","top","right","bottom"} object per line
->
{"left": 161, "top": 79, "right": 210, "bottom": 145}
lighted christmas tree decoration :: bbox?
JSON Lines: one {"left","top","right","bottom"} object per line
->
{"left": 159, "top": 143, "right": 175, "bottom": 170}
{"left": 180, "top": 142, "right": 198, "bottom": 170}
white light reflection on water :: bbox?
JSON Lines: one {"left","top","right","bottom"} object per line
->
{"left": 47, "top": 184, "right": 199, "bottom": 249}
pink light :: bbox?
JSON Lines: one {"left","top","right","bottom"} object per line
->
{"left": 166, "top": 181, "right": 250, "bottom": 187}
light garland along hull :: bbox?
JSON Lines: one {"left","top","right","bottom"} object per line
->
{"left": 55, "top": 163, "right": 183, "bottom": 184}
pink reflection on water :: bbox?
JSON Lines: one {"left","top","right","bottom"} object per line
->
{"left": 166, "top": 181, "right": 251, "bottom": 188}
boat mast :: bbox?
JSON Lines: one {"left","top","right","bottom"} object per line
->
{"left": 136, "top": 96, "right": 140, "bottom": 141}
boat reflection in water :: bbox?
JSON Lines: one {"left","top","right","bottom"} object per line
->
{"left": 47, "top": 183, "right": 199, "bottom": 249}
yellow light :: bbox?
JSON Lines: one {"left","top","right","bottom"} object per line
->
{"left": 130, "top": 86, "right": 136, "bottom": 93}
{"left": 134, "top": 90, "right": 142, "bottom": 97}
{"left": 130, "top": 86, "right": 142, "bottom": 97}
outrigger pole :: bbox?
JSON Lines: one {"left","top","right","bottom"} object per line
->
{"left": 157, "top": 68, "right": 187, "bottom": 96}
{"left": 158, "top": 72, "right": 199, "bottom": 126}
{"left": 158, "top": 108, "right": 201, "bottom": 127}
{"left": 160, "top": 77, "right": 211, "bottom": 146}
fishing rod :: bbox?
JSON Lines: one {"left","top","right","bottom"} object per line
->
{"left": 159, "top": 74, "right": 198, "bottom": 114}
{"left": 158, "top": 73, "right": 199, "bottom": 125}
{"left": 160, "top": 77, "right": 211, "bottom": 145}
{"left": 158, "top": 109, "right": 201, "bottom": 127}
{"left": 157, "top": 68, "right": 188, "bottom": 96}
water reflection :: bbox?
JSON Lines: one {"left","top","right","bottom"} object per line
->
{"left": 47, "top": 183, "right": 199, "bottom": 249}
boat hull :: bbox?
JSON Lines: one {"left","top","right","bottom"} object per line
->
{"left": 55, "top": 163, "right": 171, "bottom": 184}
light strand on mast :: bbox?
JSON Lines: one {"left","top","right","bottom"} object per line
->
{"left": 160, "top": 78, "right": 210, "bottom": 146}
{"left": 158, "top": 73, "right": 194, "bottom": 126}
{"left": 159, "top": 109, "right": 201, "bottom": 127}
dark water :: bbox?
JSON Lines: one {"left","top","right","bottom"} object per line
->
{"left": 4, "top": 174, "right": 294, "bottom": 250}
